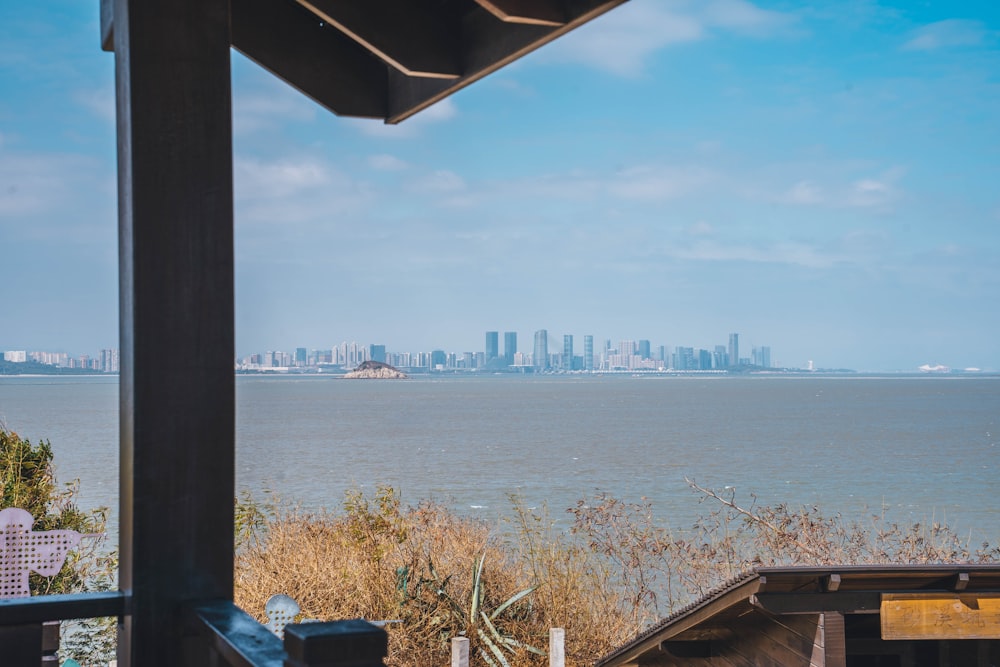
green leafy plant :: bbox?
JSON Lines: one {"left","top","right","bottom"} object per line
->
{"left": 1, "top": 426, "right": 116, "bottom": 666}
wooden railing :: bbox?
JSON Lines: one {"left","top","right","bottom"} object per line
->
{"left": 0, "top": 593, "right": 388, "bottom": 667}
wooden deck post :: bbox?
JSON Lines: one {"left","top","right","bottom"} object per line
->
{"left": 111, "top": 0, "right": 235, "bottom": 664}
{"left": 550, "top": 627, "right": 566, "bottom": 667}
{"left": 451, "top": 636, "right": 470, "bottom": 667}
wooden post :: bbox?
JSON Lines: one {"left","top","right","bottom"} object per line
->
{"left": 111, "top": 0, "right": 235, "bottom": 664}
{"left": 451, "top": 636, "right": 470, "bottom": 667}
{"left": 550, "top": 627, "right": 565, "bottom": 667}
{"left": 284, "top": 620, "right": 388, "bottom": 667}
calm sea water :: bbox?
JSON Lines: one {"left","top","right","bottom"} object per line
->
{"left": 1, "top": 374, "right": 997, "bottom": 544}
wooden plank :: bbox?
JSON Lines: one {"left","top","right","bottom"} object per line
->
{"left": 474, "top": 0, "right": 566, "bottom": 26}
{"left": 822, "top": 612, "right": 846, "bottom": 667}
{"left": 231, "top": 0, "right": 387, "bottom": 118}
{"left": 386, "top": 0, "right": 629, "bottom": 123}
{"left": 294, "top": 0, "right": 461, "bottom": 78}
{"left": 881, "top": 594, "right": 1000, "bottom": 640}
{"left": 112, "top": 0, "right": 235, "bottom": 663}
{"left": 751, "top": 592, "right": 882, "bottom": 615}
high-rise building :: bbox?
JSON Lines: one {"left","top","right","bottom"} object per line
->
{"left": 485, "top": 331, "right": 499, "bottom": 361}
{"left": 503, "top": 331, "right": 517, "bottom": 365}
{"left": 584, "top": 335, "right": 594, "bottom": 371}
{"left": 638, "top": 340, "right": 651, "bottom": 360}
{"left": 534, "top": 329, "right": 549, "bottom": 370}
{"left": 369, "top": 344, "right": 386, "bottom": 363}
{"left": 728, "top": 333, "right": 739, "bottom": 368}
{"left": 563, "top": 335, "right": 573, "bottom": 370}
{"left": 754, "top": 346, "right": 772, "bottom": 368}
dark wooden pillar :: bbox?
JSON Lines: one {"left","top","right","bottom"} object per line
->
{"left": 112, "top": 0, "right": 235, "bottom": 664}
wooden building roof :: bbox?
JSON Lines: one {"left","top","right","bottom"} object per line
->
{"left": 101, "top": 0, "right": 629, "bottom": 123}
{"left": 598, "top": 564, "right": 1000, "bottom": 667}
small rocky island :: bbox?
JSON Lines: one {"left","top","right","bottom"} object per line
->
{"left": 343, "top": 360, "right": 408, "bottom": 379}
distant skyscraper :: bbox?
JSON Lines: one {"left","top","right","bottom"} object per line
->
{"left": 584, "top": 335, "right": 594, "bottom": 371}
{"left": 485, "top": 331, "right": 499, "bottom": 361}
{"left": 503, "top": 331, "right": 517, "bottom": 365}
{"left": 638, "top": 340, "right": 651, "bottom": 360}
{"left": 369, "top": 344, "right": 386, "bottom": 363}
{"left": 534, "top": 329, "right": 549, "bottom": 370}
{"left": 563, "top": 335, "right": 573, "bottom": 370}
{"left": 728, "top": 333, "right": 739, "bottom": 368}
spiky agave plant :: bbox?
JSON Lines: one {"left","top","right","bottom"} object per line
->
{"left": 399, "top": 552, "right": 545, "bottom": 666}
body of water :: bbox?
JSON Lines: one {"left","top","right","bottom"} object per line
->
{"left": 1, "top": 374, "right": 997, "bottom": 544}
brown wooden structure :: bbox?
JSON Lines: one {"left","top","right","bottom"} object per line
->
{"left": 597, "top": 565, "right": 1000, "bottom": 667}
{"left": 0, "top": 1, "right": 629, "bottom": 665}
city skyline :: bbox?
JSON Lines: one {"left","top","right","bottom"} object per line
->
{"left": 3, "top": 2, "right": 999, "bottom": 372}
{"left": 8, "top": 326, "right": 979, "bottom": 373}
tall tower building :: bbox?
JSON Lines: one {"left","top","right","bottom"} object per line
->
{"left": 638, "top": 340, "right": 651, "bottom": 360}
{"left": 728, "top": 333, "right": 739, "bottom": 368}
{"left": 485, "top": 331, "right": 499, "bottom": 361}
{"left": 584, "top": 335, "right": 594, "bottom": 371}
{"left": 533, "top": 329, "right": 549, "bottom": 370}
{"left": 503, "top": 331, "right": 517, "bottom": 365}
{"left": 563, "top": 334, "right": 573, "bottom": 370}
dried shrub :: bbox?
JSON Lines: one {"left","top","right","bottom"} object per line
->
{"left": 235, "top": 482, "right": 1000, "bottom": 667}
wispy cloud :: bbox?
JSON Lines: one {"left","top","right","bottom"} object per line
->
{"left": 902, "top": 19, "right": 990, "bottom": 51}
{"left": 367, "top": 154, "right": 408, "bottom": 171}
{"left": 346, "top": 99, "right": 458, "bottom": 138}
{"left": 233, "top": 155, "right": 374, "bottom": 226}
{"left": 407, "top": 169, "right": 466, "bottom": 194}
{"left": 667, "top": 239, "right": 842, "bottom": 269}
{"left": 779, "top": 180, "right": 825, "bottom": 205}
{"left": 74, "top": 86, "right": 115, "bottom": 123}
{"left": 542, "top": 0, "right": 797, "bottom": 76}
{"left": 607, "top": 165, "right": 715, "bottom": 200}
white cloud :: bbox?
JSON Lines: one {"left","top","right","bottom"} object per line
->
{"left": 540, "top": 0, "right": 796, "bottom": 76}
{"left": 74, "top": 87, "right": 115, "bottom": 123}
{"left": 902, "top": 19, "right": 989, "bottom": 51}
{"left": 346, "top": 99, "right": 458, "bottom": 138}
{"left": 367, "top": 154, "right": 408, "bottom": 171}
{"left": 687, "top": 220, "right": 715, "bottom": 236}
{"left": 542, "top": 3, "right": 703, "bottom": 77}
{"left": 408, "top": 169, "right": 466, "bottom": 194}
{"left": 668, "top": 239, "right": 840, "bottom": 269}
{"left": 608, "top": 165, "right": 714, "bottom": 200}
{"left": 846, "top": 175, "right": 897, "bottom": 209}
{"left": 232, "top": 78, "right": 317, "bottom": 135}
{"left": 780, "top": 180, "right": 825, "bottom": 205}
{"left": 235, "top": 157, "right": 331, "bottom": 200}
{"left": 701, "top": 0, "right": 796, "bottom": 37}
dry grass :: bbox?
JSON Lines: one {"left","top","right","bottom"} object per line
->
{"left": 236, "top": 487, "right": 636, "bottom": 666}
{"left": 235, "top": 483, "right": 999, "bottom": 667}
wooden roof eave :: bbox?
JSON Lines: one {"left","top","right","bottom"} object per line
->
{"left": 101, "top": 0, "right": 630, "bottom": 124}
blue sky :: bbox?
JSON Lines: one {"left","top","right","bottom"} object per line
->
{"left": 1, "top": 0, "right": 998, "bottom": 371}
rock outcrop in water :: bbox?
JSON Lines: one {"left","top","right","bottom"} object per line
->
{"left": 343, "top": 360, "right": 408, "bottom": 379}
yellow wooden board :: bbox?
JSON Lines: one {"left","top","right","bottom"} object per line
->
{"left": 881, "top": 593, "right": 1000, "bottom": 640}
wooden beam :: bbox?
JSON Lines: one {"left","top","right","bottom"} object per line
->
{"left": 294, "top": 0, "right": 461, "bottom": 79}
{"left": 661, "top": 640, "right": 713, "bottom": 658}
{"left": 750, "top": 592, "right": 882, "bottom": 615}
{"left": 386, "top": 0, "right": 629, "bottom": 123}
{"left": 823, "top": 612, "right": 847, "bottom": 667}
{"left": 112, "top": 0, "right": 235, "bottom": 663}
{"left": 231, "top": 0, "right": 388, "bottom": 119}
{"left": 100, "top": 0, "right": 114, "bottom": 51}
{"left": 881, "top": 594, "right": 1000, "bottom": 640}
{"left": 474, "top": 0, "right": 566, "bottom": 26}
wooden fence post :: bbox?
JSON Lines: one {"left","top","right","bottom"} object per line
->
{"left": 451, "top": 636, "right": 470, "bottom": 667}
{"left": 550, "top": 627, "right": 565, "bottom": 667}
